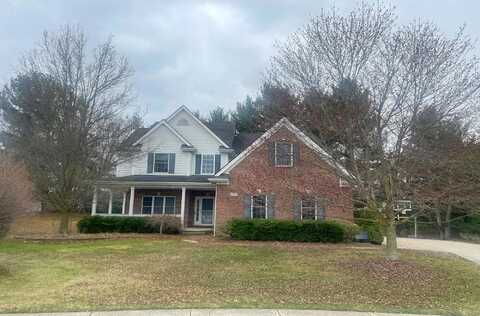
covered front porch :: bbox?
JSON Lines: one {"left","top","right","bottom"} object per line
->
{"left": 92, "top": 176, "right": 218, "bottom": 231}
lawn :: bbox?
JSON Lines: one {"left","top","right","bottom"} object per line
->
{"left": 0, "top": 236, "right": 479, "bottom": 315}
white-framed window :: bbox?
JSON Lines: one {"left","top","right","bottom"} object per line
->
{"left": 251, "top": 195, "right": 268, "bottom": 219}
{"left": 275, "top": 142, "right": 293, "bottom": 167}
{"left": 154, "top": 153, "right": 170, "bottom": 173}
{"left": 301, "top": 198, "right": 317, "bottom": 220}
{"left": 201, "top": 154, "right": 215, "bottom": 174}
{"left": 142, "top": 196, "right": 176, "bottom": 215}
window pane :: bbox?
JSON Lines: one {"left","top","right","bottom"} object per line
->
{"left": 201, "top": 198, "right": 214, "bottom": 211}
{"left": 202, "top": 154, "right": 214, "bottom": 174}
{"left": 164, "top": 197, "right": 176, "bottom": 214}
{"left": 153, "top": 197, "right": 164, "bottom": 214}
{"left": 201, "top": 198, "right": 214, "bottom": 224}
{"left": 142, "top": 196, "right": 153, "bottom": 214}
{"left": 275, "top": 143, "right": 292, "bottom": 166}
{"left": 154, "top": 154, "right": 169, "bottom": 172}
{"left": 301, "top": 199, "right": 316, "bottom": 220}
{"left": 252, "top": 195, "right": 266, "bottom": 218}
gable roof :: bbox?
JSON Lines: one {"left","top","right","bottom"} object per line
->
{"left": 206, "top": 121, "right": 236, "bottom": 147}
{"left": 125, "top": 106, "right": 235, "bottom": 148}
{"left": 215, "top": 117, "right": 351, "bottom": 179}
{"left": 132, "top": 120, "right": 193, "bottom": 147}
{"left": 232, "top": 132, "right": 263, "bottom": 155}
{"left": 166, "top": 105, "right": 230, "bottom": 148}
{"left": 123, "top": 127, "right": 150, "bottom": 147}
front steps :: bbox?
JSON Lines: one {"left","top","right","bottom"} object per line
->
{"left": 183, "top": 227, "right": 213, "bottom": 235}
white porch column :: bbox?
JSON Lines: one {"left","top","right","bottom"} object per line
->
{"left": 91, "top": 186, "right": 98, "bottom": 215}
{"left": 180, "top": 187, "right": 186, "bottom": 229}
{"left": 107, "top": 189, "right": 113, "bottom": 215}
{"left": 128, "top": 186, "right": 135, "bottom": 216}
{"left": 121, "top": 192, "right": 127, "bottom": 215}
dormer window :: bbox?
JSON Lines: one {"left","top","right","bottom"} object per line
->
{"left": 275, "top": 142, "right": 294, "bottom": 167}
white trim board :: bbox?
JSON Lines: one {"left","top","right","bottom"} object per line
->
{"left": 132, "top": 120, "right": 193, "bottom": 147}
{"left": 215, "top": 117, "right": 352, "bottom": 179}
{"left": 166, "top": 105, "right": 230, "bottom": 148}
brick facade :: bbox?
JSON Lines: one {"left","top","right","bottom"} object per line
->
{"left": 214, "top": 126, "right": 353, "bottom": 235}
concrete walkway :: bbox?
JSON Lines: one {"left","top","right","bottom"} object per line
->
{"left": 0, "top": 309, "right": 440, "bottom": 316}
{"left": 397, "top": 237, "right": 480, "bottom": 264}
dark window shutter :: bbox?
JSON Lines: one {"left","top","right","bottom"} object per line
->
{"left": 215, "top": 154, "right": 221, "bottom": 173}
{"left": 243, "top": 194, "right": 252, "bottom": 219}
{"left": 267, "top": 194, "right": 276, "bottom": 218}
{"left": 293, "top": 143, "right": 300, "bottom": 166}
{"left": 316, "top": 198, "right": 325, "bottom": 220}
{"left": 147, "top": 153, "right": 154, "bottom": 173}
{"left": 268, "top": 142, "right": 275, "bottom": 166}
{"left": 168, "top": 153, "right": 176, "bottom": 174}
{"left": 195, "top": 154, "right": 202, "bottom": 175}
{"left": 293, "top": 197, "right": 301, "bottom": 220}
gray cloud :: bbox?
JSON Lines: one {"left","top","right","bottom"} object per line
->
{"left": 1, "top": 0, "right": 479, "bottom": 123}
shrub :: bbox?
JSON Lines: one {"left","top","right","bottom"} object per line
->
{"left": 147, "top": 215, "right": 181, "bottom": 234}
{"left": 451, "top": 215, "right": 480, "bottom": 236}
{"left": 225, "top": 219, "right": 357, "bottom": 243}
{"left": 77, "top": 215, "right": 180, "bottom": 234}
{"left": 354, "top": 208, "right": 384, "bottom": 244}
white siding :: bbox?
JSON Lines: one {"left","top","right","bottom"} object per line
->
{"left": 220, "top": 153, "right": 229, "bottom": 168}
{"left": 115, "top": 108, "right": 232, "bottom": 177}
{"left": 116, "top": 124, "right": 190, "bottom": 176}
{"left": 169, "top": 110, "right": 229, "bottom": 173}
{"left": 169, "top": 110, "right": 224, "bottom": 153}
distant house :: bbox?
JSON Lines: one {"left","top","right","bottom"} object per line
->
{"left": 94, "top": 106, "right": 353, "bottom": 235}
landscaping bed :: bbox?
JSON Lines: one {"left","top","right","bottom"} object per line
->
{"left": 0, "top": 236, "right": 479, "bottom": 315}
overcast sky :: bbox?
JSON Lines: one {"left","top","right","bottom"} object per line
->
{"left": 1, "top": 0, "right": 479, "bottom": 123}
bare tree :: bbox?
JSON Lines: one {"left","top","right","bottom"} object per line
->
{"left": 266, "top": 2, "right": 480, "bottom": 258}
{"left": 0, "top": 25, "right": 141, "bottom": 233}
{"left": 0, "top": 153, "right": 33, "bottom": 237}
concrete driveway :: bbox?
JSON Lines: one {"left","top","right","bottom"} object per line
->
{"left": 397, "top": 237, "right": 480, "bottom": 264}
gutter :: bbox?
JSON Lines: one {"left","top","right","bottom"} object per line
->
{"left": 96, "top": 180, "right": 215, "bottom": 188}
{"left": 208, "top": 177, "right": 230, "bottom": 185}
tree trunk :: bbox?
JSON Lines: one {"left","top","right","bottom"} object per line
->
{"left": 385, "top": 217, "right": 398, "bottom": 259}
{"left": 434, "top": 207, "right": 445, "bottom": 240}
{"left": 58, "top": 211, "right": 70, "bottom": 235}
{"left": 382, "top": 169, "right": 398, "bottom": 260}
{"left": 444, "top": 203, "right": 452, "bottom": 240}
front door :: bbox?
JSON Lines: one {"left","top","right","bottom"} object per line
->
{"left": 194, "top": 197, "right": 214, "bottom": 226}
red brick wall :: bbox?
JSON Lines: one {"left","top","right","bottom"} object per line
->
{"left": 215, "top": 126, "right": 353, "bottom": 235}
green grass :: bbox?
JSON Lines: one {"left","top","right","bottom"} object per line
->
{"left": 0, "top": 237, "right": 479, "bottom": 315}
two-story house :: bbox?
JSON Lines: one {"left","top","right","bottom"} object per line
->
{"left": 93, "top": 106, "right": 354, "bottom": 235}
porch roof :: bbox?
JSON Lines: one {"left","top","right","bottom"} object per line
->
{"left": 97, "top": 174, "right": 229, "bottom": 188}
